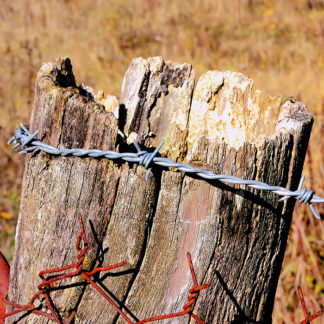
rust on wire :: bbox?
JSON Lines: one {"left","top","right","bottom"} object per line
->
{"left": 0, "top": 213, "right": 129, "bottom": 324}
{"left": 297, "top": 286, "right": 323, "bottom": 324}
{"left": 0, "top": 215, "right": 210, "bottom": 323}
{"left": 136, "top": 252, "right": 209, "bottom": 324}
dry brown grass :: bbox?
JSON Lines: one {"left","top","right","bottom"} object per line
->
{"left": 0, "top": 0, "right": 323, "bottom": 322}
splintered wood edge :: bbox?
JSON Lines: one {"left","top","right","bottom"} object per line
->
{"left": 187, "top": 70, "right": 313, "bottom": 156}
{"left": 118, "top": 58, "right": 313, "bottom": 165}
{"left": 38, "top": 57, "right": 313, "bottom": 163}
{"left": 119, "top": 56, "right": 195, "bottom": 161}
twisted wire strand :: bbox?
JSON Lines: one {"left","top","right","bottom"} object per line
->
{"left": 9, "top": 123, "right": 324, "bottom": 219}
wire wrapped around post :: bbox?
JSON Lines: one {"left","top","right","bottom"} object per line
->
{"left": 8, "top": 123, "right": 324, "bottom": 219}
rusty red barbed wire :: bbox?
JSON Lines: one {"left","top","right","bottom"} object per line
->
{"left": 298, "top": 286, "right": 323, "bottom": 324}
{"left": 136, "top": 252, "right": 209, "bottom": 324}
{"left": 0, "top": 214, "right": 209, "bottom": 324}
{"left": 0, "top": 213, "right": 129, "bottom": 324}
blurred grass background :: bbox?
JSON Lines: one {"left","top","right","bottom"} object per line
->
{"left": 0, "top": 0, "right": 323, "bottom": 322}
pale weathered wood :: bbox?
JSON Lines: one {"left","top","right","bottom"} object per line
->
{"left": 7, "top": 57, "right": 312, "bottom": 324}
{"left": 76, "top": 57, "right": 195, "bottom": 323}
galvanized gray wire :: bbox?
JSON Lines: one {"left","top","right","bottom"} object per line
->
{"left": 9, "top": 123, "right": 324, "bottom": 219}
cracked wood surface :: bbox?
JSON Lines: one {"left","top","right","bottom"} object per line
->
{"left": 7, "top": 57, "right": 313, "bottom": 324}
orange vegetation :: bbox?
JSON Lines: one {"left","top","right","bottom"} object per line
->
{"left": 0, "top": 1, "right": 323, "bottom": 322}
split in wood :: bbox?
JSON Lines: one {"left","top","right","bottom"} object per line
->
{"left": 0, "top": 214, "right": 209, "bottom": 323}
{"left": 298, "top": 286, "right": 323, "bottom": 324}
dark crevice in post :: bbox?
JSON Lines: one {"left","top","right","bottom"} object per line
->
{"left": 55, "top": 57, "right": 76, "bottom": 88}
{"left": 128, "top": 68, "right": 151, "bottom": 138}
{"left": 118, "top": 104, "right": 127, "bottom": 135}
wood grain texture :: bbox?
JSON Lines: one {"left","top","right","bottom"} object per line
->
{"left": 7, "top": 58, "right": 313, "bottom": 324}
{"left": 7, "top": 58, "right": 121, "bottom": 323}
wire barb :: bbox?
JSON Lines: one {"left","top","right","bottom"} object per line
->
{"left": 0, "top": 213, "right": 210, "bottom": 323}
{"left": 297, "top": 286, "right": 323, "bottom": 324}
{"left": 9, "top": 124, "right": 324, "bottom": 219}
{"left": 0, "top": 213, "right": 129, "bottom": 324}
{"left": 133, "top": 140, "right": 165, "bottom": 180}
{"left": 135, "top": 252, "right": 209, "bottom": 323}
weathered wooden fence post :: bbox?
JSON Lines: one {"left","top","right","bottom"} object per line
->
{"left": 7, "top": 57, "right": 313, "bottom": 323}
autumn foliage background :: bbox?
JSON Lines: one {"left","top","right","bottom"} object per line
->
{"left": 0, "top": 0, "right": 323, "bottom": 322}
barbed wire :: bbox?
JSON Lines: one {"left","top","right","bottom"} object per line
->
{"left": 8, "top": 123, "right": 324, "bottom": 219}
